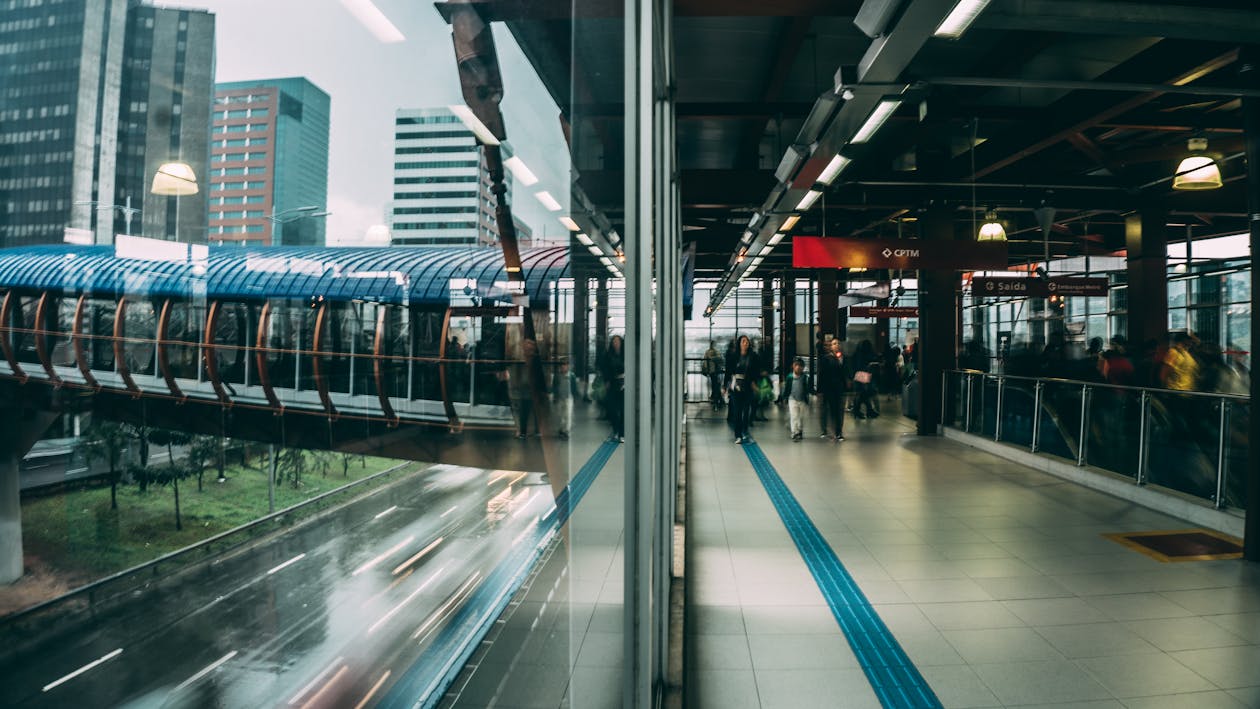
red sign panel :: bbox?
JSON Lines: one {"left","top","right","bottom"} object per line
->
{"left": 973, "top": 276, "right": 1108, "bottom": 298}
{"left": 850, "top": 306, "right": 919, "bottom": 318}
{"left": 793, "top": 236, "right": 1008, "bottom": 270}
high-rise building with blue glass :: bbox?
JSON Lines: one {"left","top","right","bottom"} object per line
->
{"left": 209, "top": 78, "right": 330, "bottom": 246}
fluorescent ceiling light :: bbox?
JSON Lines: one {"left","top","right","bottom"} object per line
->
{"left": 338, "top": 0, "right": 405, "bottom": 43}
{"left": 599, "top": 256, "right": 614, "bottom": 267}
{"left": 575, "top": 233, "right": 594, "bottom": 246}
{"left": 747, "top": 213, "right": 761, "bottom": 228}
{"left": 503, "top": 156, "right": 539, "bottom": 186}
{"left": 851, "top": 100, "right": 900, "bottom": 144}
{"left": 587, "top": 244, "right": 603, "bottom": 256}
{"left": 448, "top": 105, "right": 500, "bottom": 146}
{"left": 796, "top": 190, "right": 822, "bottom": 212}
{"left": 767, "top": 232, "right": 785, "bottom": 246}
{"left": 818, "top": 155, "right": 851, "bottom": 186}
{"left": 779, "top": 215, "right": 800, "bottom": 231}
{"left": 559, "top": 216, "right": 581, "bottom": 232}
{"left": 534, "top": 191, "right": 562, "bottom": 212}
{"left": 934, "top": 0, "right": 993, "bottom": 39}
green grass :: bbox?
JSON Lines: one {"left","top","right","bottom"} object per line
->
{"left": 21, "top": 452, "right": 413, "bottom": 586}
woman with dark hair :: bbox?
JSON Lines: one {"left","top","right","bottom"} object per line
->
{"left": 599, "top": 335, "right": 626, "bottom": 441}
{"left": 728, "top": 335, "right": 760, "bottom": 444}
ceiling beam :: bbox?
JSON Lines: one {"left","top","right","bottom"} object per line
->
{"left": 735, "top": 17, "right": 814, "bottom": 169}
{"left": 976, "top": 0, "right": 1260, "bottom": 45}
{"left": 436, "top": 0, "right": 861, "bottom": 22}
{"left": 972, "top": 48, "right": 1240, "bottom": 179}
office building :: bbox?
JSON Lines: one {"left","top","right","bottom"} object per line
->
{"left": 0, "top": 0, "right": 215, "bottom": 247}
{"left": 390, "top": 107, "right": 511, "bottom": 247}
{"left": 209, "top": 78, "right": 330, "bottom": 246}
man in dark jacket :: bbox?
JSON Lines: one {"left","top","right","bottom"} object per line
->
{"left": 819, "top": 338, "right": 851, "bottom": 441}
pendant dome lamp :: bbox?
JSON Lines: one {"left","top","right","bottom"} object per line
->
{"left": 977, "top": 209, "right": 1006, "bottom": 242}
{"left": 1172, "top": 138, "right": 1222, "bottom": 190}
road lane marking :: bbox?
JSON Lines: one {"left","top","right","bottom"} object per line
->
{"left": 42, "top": 648, "right": 123, "bottom": 692}
{"left": 374, "top": 505, "right": 399, "bottom": 520}
{"left": 267, "top": 552, "right": 307, "bottom": 575}
{"left": 353, "top": 670, "right": 392, "bottom": 709}
{"left": 440, "top": 505, "right": 458, "bottom": 517}
{"left": 353, "top": 536, "right": 416, "bottom": 576}
{"left": 172, "top": 650, "right": 238, "bottom": 693}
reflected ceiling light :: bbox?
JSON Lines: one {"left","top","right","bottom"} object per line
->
{"left": 740, "top": 230, "right": 753, "bottom": 245}
{"left": 977, "top": 210, "right": 1007, "bottom": 242}
{"left": 151, "top": 162, "right": 198, "bottom": 196}
{"left": 558, "top": 216, "right": 581, "bottom": 231}
{"left": 796, "top": 190, "right": 822, "bottom": 211}
{"left": 779, "top": 215, "right": 800, "bottom": 232}
{"left": 575, "top": 233, "right": 594, "bottom": 246}
{"left": 617, "top": 251, "right": 626, "bottom": 263}
{"left": 817, "top": 154, "right": 851, "bottom": 186}
{"left": 448, "top": 105, "right": 500, "bottom": 146}
{"left": 338, "top": 0, "right": 405, "bottom": 42}
{"left": 767, "top": 232, "right": 785, "bottom": 246}
{"left": 747, "top": 212, "right": 761, "bottom": 228}
{"left": 851, "top": 100, "right": 901, "bottom": 144}
{"left": 503, "top": 156, "right": 539, "bottom": 186}
{"left": 1173, "top": 138, "right": 1223, "bottom": 191}
{"left": 534, "top": 191, "right": 563, "bottom": 212}
{"left": 934, "top": 0, "right": 993, "bottom": 39}
{"left": 737, "top": 249, "right": 747, "bottom": 263}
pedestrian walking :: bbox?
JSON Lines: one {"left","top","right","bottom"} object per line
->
{"left": 785, "top": 357, "right": 809, "bottom": 441}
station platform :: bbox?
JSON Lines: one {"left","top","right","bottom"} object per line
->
{"left": 686, "top": 400, "right": 1260, "bottom": 708}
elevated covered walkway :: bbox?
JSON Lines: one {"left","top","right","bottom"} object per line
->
{"left": 687, "top": 403, "right": 1260, "bottom": 708}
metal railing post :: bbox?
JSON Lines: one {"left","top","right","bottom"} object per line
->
{"left": 1137, "top": 389, "right": 1150, "bottom": 485}
{"left": 1215, "top": 400, "right": 1231, "bottom": 509}
{"left": 1077, "top": 384, "right": 1090, "bottom": 466}
{"left": 994, "top": 375, "right": 1004, "bottom": 442}
{"left": 965, "top": 374, "right": 973, "bottom": 432}
{"left": 1031, "top": 381, "right": 1043, "bottom": 453}
{"left": 941, "top": 371, "right": 949, "bottom": 427}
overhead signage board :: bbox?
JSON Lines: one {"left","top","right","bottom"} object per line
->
{"left": 850, "top": 306, "right": 919, "bottom": 318}
{"left": 793, "top": 236, "right": 1008, "bottom": 271}
{"left": 973, "top": 276, "right": 1108, "bottom": 298}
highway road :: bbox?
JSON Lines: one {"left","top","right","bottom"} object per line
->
{"left": 1, "top": 458, "right": 571, "bottom": 708}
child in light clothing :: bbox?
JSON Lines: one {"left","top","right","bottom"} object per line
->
{"left": 785, "top": 358, "right": 809, "bottom": 441}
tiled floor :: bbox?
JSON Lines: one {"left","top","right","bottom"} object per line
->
{"left": 686, "top": 400, "right": 1260, "bottom": 709}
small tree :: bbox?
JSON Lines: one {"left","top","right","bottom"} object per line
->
{"left": 276, "top": 448, "right": 309, "bottom": 489}
{"left": 337, "top": 451, "right": 366, "bottom": 477}
{"left": 186, "top": 435, "right": 221, "bottom": 492}
{"left": 78, "top": 421, "right": 131, "bottom": 510}
{"left": 152, "top": 460, "right": 194, "bottom": 531}
{"left": 311, "top": 450, "right": 333, "bottom": 478}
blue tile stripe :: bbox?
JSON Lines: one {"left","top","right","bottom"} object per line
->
{"left": 379, "top": 439, "right": 621, "bottom": 709}
{"left": 742, "top": 442, "right": 943, "bottom": 709}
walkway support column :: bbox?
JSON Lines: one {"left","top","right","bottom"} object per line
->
{"left": 0, "top": 441, "right": 19, "bottom": 584}
{"left": 574, "top": 275, "right": 590, "bottom": 392}
{"left": 1125, "top": 206, "right": 1168, "bottom": 351}
{"left": 761, "top": 278, "right": 774, "bottom": 372}
{"left": 780, "top": 277, "right": 796, "bottom": 378}
{"left": 917, "top": 206, "right": 958, "bottom": 435}
{"left": 1241, "top": 48, "right": 1260, "bottom": 562}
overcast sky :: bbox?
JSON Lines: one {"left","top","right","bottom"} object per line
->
{"left": 165, "top": 0, "right": 570, "bottom": 245}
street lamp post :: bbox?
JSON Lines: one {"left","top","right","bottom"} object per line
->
{"left": 74, "top": 196, "right": 141, "bottom": 236}
{"left": 266, "top": 206, "right": 331, "bottom": 246}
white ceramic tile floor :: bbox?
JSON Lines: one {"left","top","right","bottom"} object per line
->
{"left": 685, "top": 402, "right": 1260, "bottom": 708}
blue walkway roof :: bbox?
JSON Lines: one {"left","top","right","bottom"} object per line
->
{"left": 0, "top": 245, "right": 570, "bottom": 307}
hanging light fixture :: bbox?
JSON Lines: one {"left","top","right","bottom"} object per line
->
{"left": 150, "top": 162, "right": 198, "bottom": 196}
{"left": 1173, "top": 138, "right": 1222, "bottom": 190}
{"left": 977, "top": 209, "right": 1006, "bottom": 242}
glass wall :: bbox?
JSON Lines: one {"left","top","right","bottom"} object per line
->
{"left": 0, "top": 1, "right": 677, "bottom": 707}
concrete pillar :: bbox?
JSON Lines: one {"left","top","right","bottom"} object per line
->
{"left": 917, "top": 207, "right": 959, "bottom": 435}
{"left": 760, "top": 278, "right": 774, "bottom": 373}
{"left": 780, "top": 278, "right": 796, "bottom": 377}
{"left": 0, "top": 452, "right": 20, "bottom": 584}
{"left": 574, "top": 276, "right": 590, "bottom": 379}
{"left": 1124, "top": 207, "right": 1168, "bottom": 351}
{"left": 1240, "top": 49, "right": 1260, "bottom": 562}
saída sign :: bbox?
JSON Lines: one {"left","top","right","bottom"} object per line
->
{"left": 972, "top": 276, "right": 1108, "bottom": 298}
{"left": 793, "top": 236, "right": 1008, "bottom": 270}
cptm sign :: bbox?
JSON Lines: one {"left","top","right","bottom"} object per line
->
{"left": 792, "top": 236, "right": 1007, "bottom": 270}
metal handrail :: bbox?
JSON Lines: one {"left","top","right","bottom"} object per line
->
{"left": 1, "top": 460, "right": 415, "bottom": 629}
{"left": 950, "top": 369, "right": 1250, "bottom": 402}
{"left": 945, "top": 368, "right": 1249, "bottom": 511}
